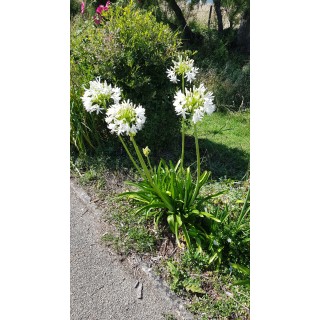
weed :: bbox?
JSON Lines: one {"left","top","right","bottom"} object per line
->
{"left": 102, "top": 196, "right": 159, "bottom": 255}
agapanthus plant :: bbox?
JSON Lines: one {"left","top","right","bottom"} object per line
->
{"left": 167, "top": 55, "right": 215, "bottom": 172}
{"left": 173, "top": 83, "right": 216, "bottom": 200}
{"left": 80, "top": 58, "right": 222, "bottom": 250}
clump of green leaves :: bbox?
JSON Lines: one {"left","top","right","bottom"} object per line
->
{"left": 121, "top": 159, "right": 225, "bottom": 249}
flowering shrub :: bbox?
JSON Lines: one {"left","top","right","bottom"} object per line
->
{"left": 70, "top": 2, "right": 181, "bottom": 155}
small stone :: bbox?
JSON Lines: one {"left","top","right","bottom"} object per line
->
{"left": 137, "top": 283, "right": 143, "bottom": 299}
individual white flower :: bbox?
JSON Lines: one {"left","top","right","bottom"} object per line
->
{"left": 111, "top": 87, "right": 122, "bottom": 104}
{"left": 185, "top": 67, "right": 199, "bottom": 83}
{"left": 166, "top": 55, "right": 198, "bottom": 83}
{"left": 172, "top": 84, "right": 216, "bottom": 124}
{"left": 173, "top": 90, "right": 188, "bottom": 118}
{"left": 192, "top": 108, "right": 204, "bottom": 123}
{"left": 81, "top": 77, "right": 122, "bottom": 114}
{"left": 213, "top": 240, "right": 219, "bottom": 246}
{"left": 227, "top": 238, "right": 232, "bottom": 243}
{"left": 105, "top": 100, "right": 146, "bottom": 136}
{"left": 166, "top": 69, "right": 179, "bottom": 83}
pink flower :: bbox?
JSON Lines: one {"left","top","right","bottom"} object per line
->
{"left": 96, "top": 2, "right": 110, "bottom": 14}
{"left": 96, "top": 5, "right": 104, "bottom": 14}
{"left": 80, "top": 1, "right": 85, "bottom": 14}
{"left": 94, "top": 2, "right": 111, "bottom": 24}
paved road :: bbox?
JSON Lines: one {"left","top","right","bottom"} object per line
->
{"left": 70, "top": 181, "right": 191, "bottom": 320}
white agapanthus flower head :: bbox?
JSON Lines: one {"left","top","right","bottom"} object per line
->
{"left": 173, "top": 83, "right": 216, "bottom": 124}
{"left": 105, "top": 100, "right": 146, "bottom": 136}
{"left": 166, "top": 55, "right": 199, "bottom": 84}
{"left": 81, "top": 77, "right": 122, "bottom": 114}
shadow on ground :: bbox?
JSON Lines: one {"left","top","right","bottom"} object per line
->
{"left": 72, "top": 135, "right": 249, "bottom": 182}
{"left": 182, "top": 135, "right": 249, "bottom": 181}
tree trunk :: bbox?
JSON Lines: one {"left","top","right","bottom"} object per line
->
{"left": 236, "top": 8, "right": 250, "bottom": 53}
{"left": 214, "top": 0, "right": 223, "bottom": 35}
{"left": 164, "top": 0, "right": 195, "bottom": 42}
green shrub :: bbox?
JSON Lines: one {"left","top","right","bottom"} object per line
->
{"left": 70, "top": 0, "right": 80, "bottom": 18}
{"left": 70, "top": 2, "right": 182, "bottom": 156}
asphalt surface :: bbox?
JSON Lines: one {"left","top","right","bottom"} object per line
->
{"left": 70, "top": 181, "right": 192, "bottom": 320}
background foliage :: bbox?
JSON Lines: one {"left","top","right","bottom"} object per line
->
{"left": 70, "top": 2, "right": 182, "bottom": 156}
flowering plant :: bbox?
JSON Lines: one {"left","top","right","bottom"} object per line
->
{"left": 122, "top": 55, "right": 223, "bottom": 249}
{"left": 81, "top": 55, "right": 224, "bottom": 249}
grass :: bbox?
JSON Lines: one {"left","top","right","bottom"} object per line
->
{"left": 185, "top": 110, "right": 250, "bottom": 180}
{"left": 102, "top": 196, "right": 159, "bottom": 255}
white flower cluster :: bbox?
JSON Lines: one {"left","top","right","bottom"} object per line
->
{"left": 81, "top": 77, "right": 122, "bottom": 114}
{"left": 105, "top": 100, "right": 146, "bottom": 136}
{"left": 166, "top": 55, "right": 199, "bottom": 84}
{"left": 173, "top": 84, "right": 216, "bottom": 124}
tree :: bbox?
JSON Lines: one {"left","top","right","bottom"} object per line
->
{"left": 214, "top": 0, "right": 224, "bottom": 35}
{"left": 236, "top": 7, "right": 250, "bottom": 53}
{"left": 164, "top": 0, "right": 196, "bottom": 41}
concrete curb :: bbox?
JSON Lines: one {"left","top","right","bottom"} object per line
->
{"left": 71, "top": 179, "right": 194, "bottom": 320}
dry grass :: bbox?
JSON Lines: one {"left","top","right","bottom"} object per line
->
{"left": 181, "top": 3, "right": 231, "bottom": 29}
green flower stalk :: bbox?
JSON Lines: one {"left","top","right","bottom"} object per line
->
{"left": 130, "top": 136, "right": 174, "bottom": 212}
{"left": 118, "top": 135, "right": 143, "bottom": 176}
{"left": 167, "top": 55, "right": 199, "bottom": 169}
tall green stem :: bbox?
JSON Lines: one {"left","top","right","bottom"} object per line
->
{"left": 180, "top": 75, "right": 186, "bottom": 169}
{"left": 146, "top": 156, "right": 153, "bottom": 173}
{"left": 190, "top": 124, "right": 202, "bottom": 204}
{"left": 119, "top": 135, "right": 143, "bottom": 176}
{"left": 181, "top": 119, "right": 185, "bottom": 169}
{"left": 194, "top": 124, "right": 201, "bottom": 182}
{"left": 130, "top": 135, "right": 174, "bottom": 212}
{"left": 130, "top": 136, "right": 153, "bottom": 183}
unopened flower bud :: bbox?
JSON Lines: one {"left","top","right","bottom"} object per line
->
{"left": 143, "top": 146, "right": 151, "bottom": 157}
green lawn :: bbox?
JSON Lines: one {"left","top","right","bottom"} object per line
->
{"left": 185, "top": 110, "right": 250, "bottom": 180}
